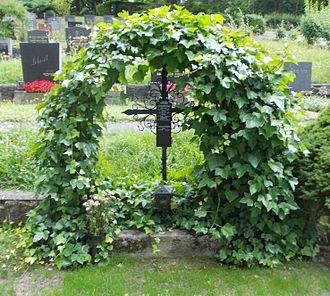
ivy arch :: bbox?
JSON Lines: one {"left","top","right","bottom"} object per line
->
{"left": 25, "top": 6, "right": 316, "bottom": 268}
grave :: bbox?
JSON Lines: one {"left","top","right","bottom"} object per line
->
{"left": 26, "top": 12, "right": 37, "bottom": 30}
{"left": 38, "top": 23, "right": 53, "bottom": 35}
{"left": 0, "top": 38, "right": 13, "bottom": 55}
{"left": 65, "top": 27, "right": 91, "bottom": 52}
{"left": 65, "top": 15, "right": 75, "bottom": 23}
{"left": 44, "top": 10, "right": 56, "bottom": 21}
{"left": 84, "top": 14, "right": 95, "bottom": 26}
{"left": 284, "top": 61, "right": 312, "bottom": 92}
{"left": 103, "top": 15, "right": 113, "bottom": 23}
{"left": 27, "top": 30, "right": 49, "bottom": 43}
{"left": 46, "top": 18, "right": 61, "bottom": 31}
{"left": 67, "top": 21, "right": 83, "bottom": 27}
{"left": 20, "top": 43, "right": 61, "bottom": 82}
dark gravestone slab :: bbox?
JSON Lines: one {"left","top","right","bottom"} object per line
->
{"left": 44, "top": 10, "right": 56, "bottom": 21}
{"left": 65, "top": 26, "right": 91, "bottom": 44}
{"left": 103, "top": 15, "right": 113, "bottom": 23}
{"left": 84, "top": 14, "right": 95, "bottom": 26}
{"left": 27, "top": 30, "right": 49, "bottom": 43}
{"left": 68, "top": 21, "right": 83, "bottom": 27}
{"left": 284, "top": 62, "right": 312, "bottom": 92}
{"left": 46, "top": 18, "right": 60, "bottom": 31}
{"left": 20, "top": 43, "right": 61, "bottom": 82}
{"left": 38, "top": 23, "right": 52, "bottom": 35}
{"left": 65, "top": 15, "right": 75, "bottom": 23}
{"left": 0, "top": 38, "right": 13, "bottom": 55}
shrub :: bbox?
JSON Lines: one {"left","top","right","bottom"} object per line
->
{"left": 53, "top": 0, "right": 73, "bottom": 15}
{"left": 300, "top": 6, "right": 330, "bottom": 44}
{"left": 265, "top": 13, "right": 301, "bottom": 29}
{"left": 0, "top": 0, "right": 26, "bottom": 38}
{"left": 20, "top": 0, "right": 54, "bottom": 17}
{"left": 294, "top": 105, "right": 330, "bottom": 243}
{"left": 276, "top": 21, "right": 286, "bottom": 39}
{"left": 243, "top": 14, "right": 266, "bottom": 34}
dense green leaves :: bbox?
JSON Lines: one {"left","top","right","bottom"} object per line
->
{"left": 23, "top": 5, "right": 316, "bottom": 268}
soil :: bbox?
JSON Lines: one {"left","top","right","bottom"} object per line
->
{"left": 14, "top": 270, "right": 62, "bottom": 296}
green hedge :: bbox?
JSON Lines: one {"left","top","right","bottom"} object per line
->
{"left": 300, "top": 6, "right": 330, "bottom": 44}
{"left": 295, "top": 105, "right": 330, "bottom": 243}
{"left": 265, "top": 13, "right": 301, "bottom": 29}
{"left": 243, "top": 14, "right": 266, "bottom": 34}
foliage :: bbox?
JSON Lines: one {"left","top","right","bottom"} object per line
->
{"left": 0, "top": 128, "right": 37, "bottom": 191}
{"left": 265, "top": 13, "right": 301, "bottom": 29}
{"left": 300, "top": 5, "right": 330, "bottom": 44}
{"left": 20, "top": 0, "right": 54, "bottom": 17}
{"left": 24, "top": 80, "right": 56, "bottom": 93}
{"left": 243, "top": 14, "right": 266, "bottom": 34}
{"left": 0, "top": 0, "right": 27, "bottom": 38}
{"left": 23, "top": 5, "right": 316, "bottom": 268}
{"left": 53, "top": 0, "right": 73, "bottom": 15}
{"left": 294, "top": 105, "right": 330, "bottom": 245}
{"left": 276, "top": 21, "right": 287, "bottom": 39}
{"left": 300, "top": 96, "right": 330, "bottom": 112}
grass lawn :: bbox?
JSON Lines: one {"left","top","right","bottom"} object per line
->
{"left": 1, "top": 257, "right": 329, "bottom": 296}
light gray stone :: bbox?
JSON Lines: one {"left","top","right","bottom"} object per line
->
{"left": 114, "top": 229, "right": 221, "bottom": 258}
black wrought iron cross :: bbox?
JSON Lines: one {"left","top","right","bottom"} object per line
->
{"left": 123, "top": 65, "right": 188, "bottom": 182}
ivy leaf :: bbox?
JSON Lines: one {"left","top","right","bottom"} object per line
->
{"left": 195, "top": 209, "right": 207, "bottom": 218}
{"left": 207, "top": 108, "right": 227, "bottom": 122}
{"left": 221, "top": 223, "right": 235, "bottom": 239}
{"left": 225, "top": 189, "right": 239, "bottom": 202}
{"left": 247, "top": 154, "right": 261, "bottom": 169}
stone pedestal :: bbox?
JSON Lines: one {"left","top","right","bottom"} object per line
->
{"left": 13, "top": 91, "right": 43, "bottom": 104}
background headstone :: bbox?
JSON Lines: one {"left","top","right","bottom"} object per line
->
{"left": 38, "top": 23, "right": 53, "bottom": 35}
{"left": 284, "top": 62, "right": 312, "bottom": 92}
{"left": 65, "top": 15, "right": 75, "bottom": 23}
{"left": 68, "top": 21, "right": 83, "bottom": 27}
{"left": 103, "top": 15, "right": 113, "bottom": 23}
{"left": 20, "top": 43, "right": 61, "bottom": 82}
{"left": 27, "top": 30, "right": 49, "bottom": 43}
{"left": 84, "top": 14, "right": 95, "bottom": 26}
{"left": 65, "top": 27, "right": 91, "bottom": 52}
{"left": 44, "top": 10, "right": 56, "bottom": 21}
{"left": 0, "top": 38, "right": 13, "bottom": 55}
{"left": 26, "top": 12, "right": 37, "bottom": 30}
{"left": 46, "top": 18, "right": 60, "bottom": 31}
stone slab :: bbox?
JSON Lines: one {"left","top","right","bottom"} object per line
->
{"left": 114, "top": 229, "right": 221, "bottom": 258}
{"left": 0, "top": 190, "right": 42, "bottom": 201}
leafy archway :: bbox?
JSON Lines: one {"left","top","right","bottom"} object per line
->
{"left": 24, "top": 6, "right": 316, "bottom": 268}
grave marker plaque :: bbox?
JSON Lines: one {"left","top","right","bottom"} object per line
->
{"left": 0, "top": 38, "right": 12, "bottom": 55}
{"left": 20, "top": 43, "right": 61, "bottom": 82}
{"left": 27, "top": 30, "right": 49, "bottom": 43}
{"left": 284, "top": 62, "right": 312, "bottom": 92}
{"left": 103, "top": 15, "right": 113, "bottom": 23}
{"left": 84, "top": 15, "right": 95, "bottom": 26}
{"left": 68, "top": 21, "right": 83, "bottom": 27}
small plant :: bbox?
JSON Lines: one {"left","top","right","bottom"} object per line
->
{"left": 83, "top": 192, "right": 119, "bottom": 236}
{"left": 24, "top": 80, "right": 56, "bottom": 93}
{"left": 289, "top": 27, "right": 300, "bottom": 40}
{"left": 276, "top": 21, "right": 286, "bottom": 39}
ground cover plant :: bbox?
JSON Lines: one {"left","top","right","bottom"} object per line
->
{"left": 15, "top": 5, "right": 320, "bottom": 269}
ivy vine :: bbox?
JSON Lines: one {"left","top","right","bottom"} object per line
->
{"left": 23, "top": 5, "right": 316, "bottom": 268}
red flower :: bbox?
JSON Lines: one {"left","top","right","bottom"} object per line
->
{"left": 24, "top": 80, "right": 56, "bottom": 93}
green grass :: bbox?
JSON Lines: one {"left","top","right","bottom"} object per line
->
{"left": 0, "top": 57, "right": 23, "bottom": 83}
{"left": 0, "top": 102, "right": 131, "bottom": 122}
{"left": 40, "top": 257, "right": 329, "bottom": 296}
{"left": 257, "top": 39, "right": 330, "bottom": 83}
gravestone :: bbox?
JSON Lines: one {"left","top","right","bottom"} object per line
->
{"left": 27, "top": 30, "right": 49, "bottom": 43}
{"left": 0, "top": 38, "right": 13, "bottom": 55}
{"left": 65, "top": 15, "right": 75, "bottom": 23}
{"left": 38, "top": 23, "right": 53, "bottom": 35}
{"left": 284, "top": 62, "right": 312, "bottom": 92}
{"left": 84, "top": 14, "right": 95, "bottom": 26}
{"left": 103, "top": 15, "right": 113, "bottom": 23}
{"left": 68, "top": 21, "right": 83, "bottom": 27}
{"left": 20, "top": 43, "right": 61, "bottom": 82}
{"left": 65, "top": 27, "right": 91, "bottom": 52}
{"left": 44, "top": 10, "right": 56, "bottom": 21}
{"left": 46, "top": 18, "right": 60, "bottom": 31}
{"left": 26, "top": 12, "right": 37, "bottom": 30}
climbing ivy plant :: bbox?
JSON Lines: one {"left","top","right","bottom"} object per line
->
{"left": 24, "top": 5, "right": 316, "bottom": 268}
